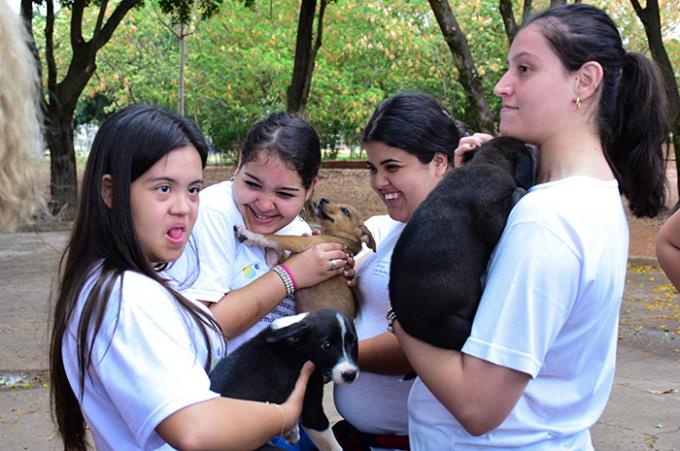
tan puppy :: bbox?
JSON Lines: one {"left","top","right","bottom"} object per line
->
{"left": 234, "top": 198, "right": 376, "bottom": 319}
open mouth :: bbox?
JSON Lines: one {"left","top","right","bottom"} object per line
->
{"left": 313, "top": 202, "right": 333, "bottom": 222}
{"left": 166, "top": 226, "right": 185, "bottom": 243}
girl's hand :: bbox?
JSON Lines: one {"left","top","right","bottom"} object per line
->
{"left": 283, "top": 243, "right": 349, "bottom": 288}
{"left": 342, "top": 256, "right": 357, "bottom": 288}
{"left": 453, "top": 133, "right": 494, "bottom": 168}
{"left": 280, "top": 361, "right": 315, "bottom": 431}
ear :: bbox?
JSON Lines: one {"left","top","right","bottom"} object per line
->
{"left": 360, "top": 224, "right": 377, "bottom": 252}
{"left": 304, "top": 177, "right": 318, "bottom": 203}
{"left": 266, "top": 321, "right": 310, "bottom": 345}
{"left": 266, "top": 312, "right": 310, "bottom": 344}
{"left": 101, "top": 174, "right": 113, "bottom": 209}
{"left": 431, "top": 152, "right": 449, "bottom": 177}
{"left": 574, "top": 61, "right": 604, "bottom": 103}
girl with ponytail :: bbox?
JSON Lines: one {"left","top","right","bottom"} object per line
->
{"left": 395, "top": 4, "right": 669, "bottom": 449}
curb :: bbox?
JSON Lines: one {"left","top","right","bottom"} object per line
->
{"left": 628, "top": 255, "right": 658, "bottom": 267}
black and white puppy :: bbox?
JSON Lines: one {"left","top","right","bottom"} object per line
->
{"left": 209, "top": 309, "right": 359, "bottom": 451}
{"left": 389, "top": 137, "right": 535, "bottom": 350}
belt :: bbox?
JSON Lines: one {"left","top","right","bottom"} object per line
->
{"left": 333, "top": 419, "right": 410, "bottom": 450}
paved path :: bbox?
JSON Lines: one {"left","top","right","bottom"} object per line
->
{"left": 0, "top": 231, "right": 678, "bottom": 449}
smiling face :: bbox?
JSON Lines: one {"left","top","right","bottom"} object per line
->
{"left": 128, "top": 145, "right": 203, "bottom": 264}
{"left": 232, "top": 151, "right": 314, "bottom": 234}
{"left": 494, "top": 24, "right": 576, "bottom": 145}
{"left": 365, "top": 141, "right": 447, "bottom": 223}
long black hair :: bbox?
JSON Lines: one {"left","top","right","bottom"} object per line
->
{"left": 49, "top": 105, "right": 222, "bottom": 451}
{"left": 525, "top": 3, "right": 668, "bottom": 217}
{"left": 362, "top": 92, "right": 465, "bottom": 164}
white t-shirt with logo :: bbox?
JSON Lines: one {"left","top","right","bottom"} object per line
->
{"left": 169, "top": 180, "right": 311, "bottom": 352}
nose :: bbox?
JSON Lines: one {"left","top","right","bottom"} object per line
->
{"left": 494, "top": 72, "right": 513, "bottom": 97}
{"left": 255, "top": 192, "right": 275, "bottom": 212}
{"left": 171, "top": 193, "right": 192, "bottom": 215}
{"left": 371, "top": 169, "right": 388, "bottom": 191}
{"left": 341, "top": 368, "right": 358, "bottom": 384}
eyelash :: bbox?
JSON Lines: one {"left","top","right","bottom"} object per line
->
{"left": 244, "top": 180, "right": 295, "bottom": 198}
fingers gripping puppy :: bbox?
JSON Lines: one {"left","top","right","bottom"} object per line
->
{"left": 235, "top": 198, "right": 376, "bottom": 318}
{"left": 389, "top": 137, "right": 535, "bottom": 349}
{"left": 209, "top": 309, "right": 359, "bottom": 451}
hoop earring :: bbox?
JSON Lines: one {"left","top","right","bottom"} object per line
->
{"left": 575, "top": 96, "right": 582, "bottom": 110}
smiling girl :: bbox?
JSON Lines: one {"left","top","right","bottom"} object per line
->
{"left": 50, "top": 105, "right": 313, "bottom": 450}
{"left": 169, "top": 112, "right": 350, "bottom": 354}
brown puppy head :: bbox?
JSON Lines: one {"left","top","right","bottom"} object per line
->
{"left": 314, "top": 198, "right": 376, "bottom": 254}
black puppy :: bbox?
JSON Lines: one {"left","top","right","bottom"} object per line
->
{"left": 389, "top": 137, "right": 535, "bottom": 349}
{"left": 209, "top": 309, "right": 359, "bottom": 451}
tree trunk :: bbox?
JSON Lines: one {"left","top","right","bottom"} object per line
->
{"left": 45, "top": 105, "right": 78, "bottom": 214}
{"left": 179, "top": 23, "right": 186, "bottom": 116}
{"left": 630, "top": 0, "right": 680, "bottom": 206}
{"left": 428, "top": 0, "right": 495, "bottom": 134}
{"left": 287, "top": 0, "right": 317, "bottom": 114}
{"left": 21, "top": 0, "right": 140, "bottom": 214}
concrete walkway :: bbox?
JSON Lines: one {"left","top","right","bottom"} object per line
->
{"left": 1, "top": 231, "right": 678, "bottom": 449}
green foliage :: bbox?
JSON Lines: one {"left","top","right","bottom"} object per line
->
{"left": 59, "top": 0, "right": 678, "bottom": 160}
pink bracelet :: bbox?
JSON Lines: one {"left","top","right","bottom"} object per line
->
{"left": 278, "top": 263, "right": 298, "bottom": 292}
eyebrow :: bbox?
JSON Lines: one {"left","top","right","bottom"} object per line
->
{"left": 379, "top": 158, "right": 402, "bottom": 165}
{"left": 243, "top": 171, "right": 301, "bottom": 192}
{"left": 507, "top": 51, "right": 536, "bottom": 64}
{"left": 146, "top": 176, "right": 204, "bottom": 185}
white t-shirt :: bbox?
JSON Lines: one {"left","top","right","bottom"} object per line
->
{"left": 168, "top": 180, "right": 311, "bottom": 352}
{"left": 409, "top": 177, "right": 628, "bottom": 450}
{"left": 334, "top": 215, "right": 414, "bottom": 442}
{"left": 62, "top": 265, "right": 226, "bottom": 451}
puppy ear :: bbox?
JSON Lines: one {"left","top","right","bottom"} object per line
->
{"left": 266, "top": 313, "right": 310, "bottom": 344}
{"left": 360, "top": 224, "right": 377, "bottom": 252}
{"left": 266, "top": 321, "right": 310, "bottom": 344}
{"left": 513, "top": 146, "right": 535, "bottom": 191}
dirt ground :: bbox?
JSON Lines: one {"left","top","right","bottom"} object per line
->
{"left": 2, "top": 164, "right": 679, "bottom": 449}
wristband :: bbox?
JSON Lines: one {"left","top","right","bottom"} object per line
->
{"left": 278, "top": 263, "right": 298, "bottom": 292}
{"left": 272, "top": 265, "right": 296, "bottom": 297}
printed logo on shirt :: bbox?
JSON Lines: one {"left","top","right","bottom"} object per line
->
{"left": 240, "top": 262, "right": 262, "bottom": 279}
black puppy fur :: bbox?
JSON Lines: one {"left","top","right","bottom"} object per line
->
{"left": 209, "top": 309, "right": 359, "bottom": 450}
{"left": 389, "top": 137, "right": 535, "bottom": 350}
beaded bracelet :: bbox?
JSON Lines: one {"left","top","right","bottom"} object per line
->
{"left": 278, "top": 263, "right": 298, "bottom": 292}
{"left": 272, "top": 265, "right": 296, "bottom": 297}
{"left": 386, "top": 305, "right": 397, "bottom": 333}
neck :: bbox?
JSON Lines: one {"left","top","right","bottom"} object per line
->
{"left": 536, "top": 130, "right": 614, "bottom": 184}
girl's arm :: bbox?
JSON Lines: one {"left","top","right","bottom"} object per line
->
{"left": 209, "top": 242, "right": 349, "bottom": 336}
{"left": 394, "top": 322, "right": 529, "bottom": 436}
{"left": 656, "top": 209, "right": 680, "bottom": 291}
{"left": 157, "top": 362, "right": 314, "bottom": 450}
{"left": 357, "top": 332, "right": 412, "bottom": 375}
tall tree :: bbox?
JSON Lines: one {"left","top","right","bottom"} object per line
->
{"left": 428, "top": 0, "right": 495, "bottom": 133}
{"left": 629, "top": 0, "right": 680, "bottom": 205}
{"left": 156, "top": 0, "right": 222, "bottom": 116}
{"left": 21, "top": 0, "right": 141, "bottom": 214}
{"left": 286, "top": 0, "right": 329, "bottom": 114}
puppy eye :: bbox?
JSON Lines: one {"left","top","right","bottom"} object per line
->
{"left": 340, "top": 208, "right": 350, "bottom": 217}
{"left": 321, "top": 342, "right": 331, "bottom": 352}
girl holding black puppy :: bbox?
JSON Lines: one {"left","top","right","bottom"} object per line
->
{"left": 395, "top": 4, "right": 668, "bottom": 449}
{"left": 49, "top": 105, "right": 313, "bottom": 451}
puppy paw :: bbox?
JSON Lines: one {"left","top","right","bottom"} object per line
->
{"left": 234, "top": 225, "right": 256, "bottom": 245}
{"left": 283, "top": 423, "right": 300, "bottom": 444}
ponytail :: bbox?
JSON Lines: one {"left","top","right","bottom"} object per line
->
{"left": 608, "top": 52, "right": 668, "bottom": 217}
{"left": 525, "top": 4, "right": 670, "bottom": 218}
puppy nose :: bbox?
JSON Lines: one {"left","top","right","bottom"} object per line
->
{"left": 341, "top": 369, "right": 357, "bottom": 383}
{"left": 319, "top": 198, "right": 329, "bottom": 205}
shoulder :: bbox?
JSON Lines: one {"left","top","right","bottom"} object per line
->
{"left": 198, "top": 181, "right": 238, "bottom": 216}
